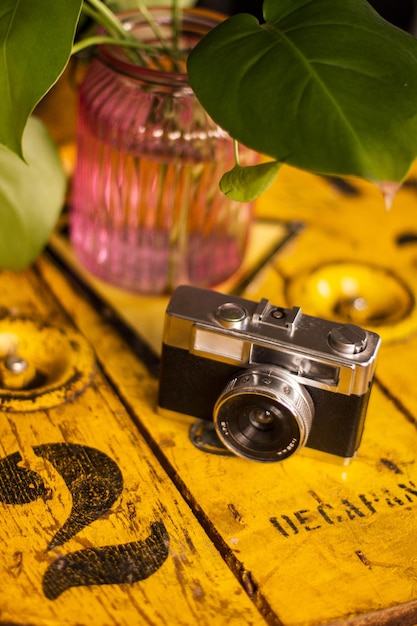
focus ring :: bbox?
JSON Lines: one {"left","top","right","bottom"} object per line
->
{"left": 213, "top": 365, "right": 314, "bottom": 462}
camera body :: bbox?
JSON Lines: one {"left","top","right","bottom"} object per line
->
{"left": 157, "top": 286, "right": 381, "bottom": 463}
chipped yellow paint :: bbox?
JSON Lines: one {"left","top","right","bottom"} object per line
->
{"left": 29, "top": 57, "right": 417, "bottom": 625}
{"left": 0, "top": 269, "right": 265, "bottom": 626}
{"left": 39, "top": 253, "right": 417, "bottom": 626}
{"left": 0, "top": 315, "right": 96, "bottom": 411}
{"left": 251, "top": 162, "right": 417, "bottom": 345}
{"left": 39, "top": 158, "right": 417, "bottom": 625}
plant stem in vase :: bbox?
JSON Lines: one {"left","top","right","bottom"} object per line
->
{"left": 70, "top": 7, "right": 257, "bottom": 294}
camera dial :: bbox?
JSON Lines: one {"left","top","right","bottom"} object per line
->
{"left": 213, "top": 366, "right": 314, "bottom": 463}
{"left": 328, "top": 323, "right": 367, "bottom": 354}
{"left": 215, "top": 302, "right": 247, "bottom": 328}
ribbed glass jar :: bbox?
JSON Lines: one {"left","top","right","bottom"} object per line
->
{"left": 70, "top": 9, "right": 256, "bottom": 294}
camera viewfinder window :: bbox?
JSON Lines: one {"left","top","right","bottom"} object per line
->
{"left": 193, "top": 329, "right": 245, "bottom": 362}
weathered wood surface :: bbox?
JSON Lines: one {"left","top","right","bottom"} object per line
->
{"left": 0, "top": 267, "right": 264, "bottom": 625}
{"left": 39, "top": 250, "right": 417, "bottom": 626}
{"left": 3, "top": 159, "right": 417, "bottom": 625}
{"left": 41, "top": 162, "right": 417, "bottom": 626}
{"left": 20, "top": 41, "right": 417, "bottom": 626}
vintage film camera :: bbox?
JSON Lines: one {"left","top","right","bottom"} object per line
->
{"left": 157, "top": 286, "right": 381, "bottom": 464}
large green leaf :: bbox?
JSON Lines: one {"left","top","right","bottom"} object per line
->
{"left": 0, "top": 116, "right": 66, "bottom": 270}
{"left": 0, "top": 0, "right": 82, "bottom": 157}
{"left": 188, "top": 0, "right": 417, "bottom": 182}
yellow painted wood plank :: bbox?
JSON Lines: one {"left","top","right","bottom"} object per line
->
{"left": 38, "top": 255, "right": 417, "bottom": 625}
{"left": 0, "top": 268, "right": 265, "bottom": 626}
{"left": 252, "top": 161, "right": 417, "bottom": 344}
{"left": 244, "top": 161, "right": 417, "bottom": 452}
{"left": 37, "top": 56, "right": 417, "bottom": 625}
{"left": 255, "top": 161, "right": 417, "bottom": 235}
{"left": 38, "top": 155, "right": 417, "bottom": 626}
{"left": 243, "top": 165, "right": 417, "bottom": 471}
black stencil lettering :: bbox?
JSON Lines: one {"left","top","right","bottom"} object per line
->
{"left": 294, "top": 509, "right": 320, "bottom": 531}
{"left": 294, "top": 510, "right": 309, "bottom": 524}
{"left": 269, "top": 480, "right": 417, "bottom": 542}
{"left": 270, "top": 517, "right": 290, "bottom": 537}
{"left": 341, "top": 499, "right": 365, "bottom": 520}
{"left": 281, "top": 515, "right": 299, "bottom": 535}
{"left": 1, "top": 444, "right": 170, "bottom": 599}
{"left": 370, "top": 492, "right": 379, "bottom": 503}
{"left": 358, "top": 494, "right": 377, "bottom": 514}
{"left": 43, "top": 521, "right": 169, "bottom": 600}
{"left": 0, "top": 451, "right": 46, "bottom": 504}
{"left": 398, "top": 481, "right": 417, "bottom": 501}
{"left": 382, "top": 488, "right": 404, "bottom": 508}
{"left": 317, "top": 503, "right": 335, "bottom": 525}
{"left": 33, "top": 443, "right": 123, "bottom": 549}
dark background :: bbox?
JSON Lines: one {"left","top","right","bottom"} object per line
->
{"left": 196, "top": 0, "right": 417, "bottom": 33}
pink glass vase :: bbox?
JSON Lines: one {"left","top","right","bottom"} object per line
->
{"left": 70, "top": 9, "right": 255, "bottom": 294}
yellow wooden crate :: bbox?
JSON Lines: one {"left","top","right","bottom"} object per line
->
{"left": 27, "top": 55, "right": 417, "bottom": 625}
{"left": 38, "top": 243, "right": 417, "bottom": 625}
{"left": 0, "top": 267, "right": 264, "bottom": 626}
{"left": 3, "top": 158, "right": 417, "bottom": 625}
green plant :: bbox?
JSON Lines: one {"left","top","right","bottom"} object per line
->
{"left": 0, "top": 0, "right": 189, "bottom": 269}
{"left": 188, "top": 0, "right": 417, "bottom": 204}
{"left": 1, "top": 0, "right": 417, "bottom": 269}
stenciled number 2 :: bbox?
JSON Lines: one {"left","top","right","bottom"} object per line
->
{"left": 0, "top": 443, "right": 169, "bottom": 599}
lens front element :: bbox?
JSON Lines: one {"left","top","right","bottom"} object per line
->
{"left": 213, "top": 366, "right": 314, "bottom": 462}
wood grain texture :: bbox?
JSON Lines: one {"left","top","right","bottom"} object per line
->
{"left": 0, "top": 267, "right": 265, "bottom": 626}
{"left": 39, "top": 160, "right": 417, "bottom": 625}
{"left": 38, "top": 250, "right": 417, "bottom": 626}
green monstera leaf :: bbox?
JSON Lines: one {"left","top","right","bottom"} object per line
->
{"left": 0, "top": 0, "right": 82, "bottom": 157}
{"left": 0, "top": 117, "right": 66, "bottom": 270}
{"left": 188, "top": 0, "right": 417, "bottom": 193}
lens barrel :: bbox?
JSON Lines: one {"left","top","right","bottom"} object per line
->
{"left": 213, "top": 366, "right": 314, "bottom": 462}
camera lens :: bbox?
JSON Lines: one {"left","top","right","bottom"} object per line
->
{"left": 213, "top": 366, "right": 314, "bottom": 463}
{"left": 249, "top": 407, "right": 274, "bottom": 429}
